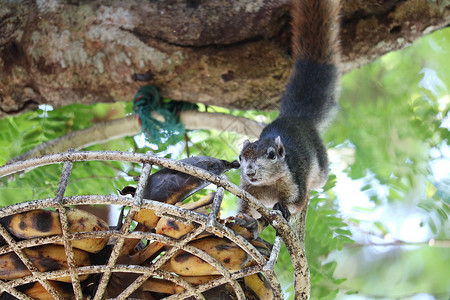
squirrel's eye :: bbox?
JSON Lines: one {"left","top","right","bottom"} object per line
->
{"left": 267, "top": 151, "right": 276, "bottom": 160}
{"left": 238, "top": 155, "right": 242, "bottom": 162}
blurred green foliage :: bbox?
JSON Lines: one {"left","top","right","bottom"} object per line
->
{"left": 1, "top": 27, "right": 449, "bottom": 299}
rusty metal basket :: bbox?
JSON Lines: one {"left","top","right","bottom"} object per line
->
{"left": 0, "top": 151, "right": 309, "bottom": 299}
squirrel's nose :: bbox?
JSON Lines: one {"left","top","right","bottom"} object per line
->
{"left": 246, "top": 169, "right": 256, "bottom": 177}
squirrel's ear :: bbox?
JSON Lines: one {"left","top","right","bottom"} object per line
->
{"left": 243, "top": 139, "right": 250, "bottom": 147}
{"left": 275, "top": 136, "right": 285, "bottom": 157}
{"left": 274, "top": 136, "right": 283, "bottom": 148}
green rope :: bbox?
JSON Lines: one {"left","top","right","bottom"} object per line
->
{"left": 132, "top": 85, "right": 197, "bottom": 144}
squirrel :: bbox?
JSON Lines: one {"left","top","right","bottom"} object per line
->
{"left": 238, "top": 0, "right": 341, "bottom": 238}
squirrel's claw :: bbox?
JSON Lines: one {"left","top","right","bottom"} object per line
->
{"left": 273, "top": 202, "right": 290, "bottom": 222}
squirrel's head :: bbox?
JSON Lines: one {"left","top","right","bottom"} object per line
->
{"left": 239, "top": 136, "right": 289, "bottom": 186}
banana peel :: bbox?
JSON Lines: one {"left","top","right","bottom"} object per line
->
{"left": 0, "top": 208, "right": 109, "bottom": 253}
{"left": 132, "top": 156, "right": 234, "bottom": 230}
{"left": 142, "top": 156, "right": 239, "bottom": 205}
{"left": 0, "top": 244, "right": 90, "bottom": 282}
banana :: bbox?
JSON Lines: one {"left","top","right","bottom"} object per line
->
{"left": 141, "top": 275, "right": 219, "bottom": 294}
{"left": 182, "top": 274, "right": 220, "bottom": 285}
{"left": 177, "top": 192, "right": 216, "bottom": 211}
{"left": 3, "top": 281, "right": 74, "bottom": 300}
{"left": 141, "top": 277, "right": 185, "bottom": 294}
{"left": 133, "top": 208, "right": 160, "bottom": 230}
{"left": 244, "top": 273, "right": 274, "bottom": 300}
{"left": 0, "top": 244, "right": 90, "bottom": 282}
{"left": 161, "top": 237, "right": 254, "bottom": 276}
{"left": 155, "top": 217, "right": 195, "bottom": 240}
{"left": 0, "top": 208, "right": 109, "bottom": 253}
{"left": 127, "top": 241, "right": 165, "bottom": 265}
{"left": 154, "top": 193, "right": 215, "bottom": 240}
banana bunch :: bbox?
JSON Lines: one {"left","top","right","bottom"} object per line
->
{"left": 0, "top": 207, "right": 109, "bottom": 253}
{"left": 129, "top": 196, "right": 275, "bottom": 299}
{"left": 0, "top": 207, "right": 110, "bottom": 299}
{"left": 115, "top": 193, "right": 215, "bottom": 268}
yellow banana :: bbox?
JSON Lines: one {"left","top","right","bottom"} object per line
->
{"left": 162, "top": 237, "right": 253, "bottom": 276}
{"left": 141, "top": 277, "right": 185, "bottom": 294}
{"left": 128, "top": 241, "right": 165, "bottom": 265}
{"left": 133, "top": 208, "right": 160, "bottom": 230}
{"left": 0, "top": 244, "right": 90, "bottom": 282}
{"left": 155, "top": 217, "right": 195, "bottom": 240}
{"left": 182, "top": 274, "right": 220, "bottom": 285}
{"left": 1, "top": 208, "right": 109, "bottom": 253}
{"left": 154, "top": 193, "right": 215, "bottom": 240}
{"left": 244, "top": 273, "right": 274, "bottom": 300}
{"left": 177, "top": 192, "right": 215, "bottom": 211}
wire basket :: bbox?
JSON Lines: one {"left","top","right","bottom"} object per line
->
{"left": 0, "top": 151, "right": 309, "bottom": 299}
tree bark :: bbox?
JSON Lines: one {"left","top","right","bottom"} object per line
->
{"left": 1, "top": 0, "right": 449, "bottom": 117}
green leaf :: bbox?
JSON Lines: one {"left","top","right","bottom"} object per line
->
{"left": 374, "top": 221, "right": 389, "bottom": 235}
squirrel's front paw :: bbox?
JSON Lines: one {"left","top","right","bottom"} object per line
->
{"left": 273, "top": 202, "right": 290, "bottom": 222}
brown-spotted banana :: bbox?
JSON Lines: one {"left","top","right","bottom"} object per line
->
{"left": 3, "top": 280, "right": 74, "bottom": 300}
{"left": 244, "top": 273, "right": 274, "bottom": 300}
{"left": 161, "top": 236, "right": 254, "bottom": 276}
{"left": 0, "top": 207, "right": 109, "bottom": 253}
{"left": 154, "top": 192, "right": 215, "bottom": 239}
{"left": 0, "top": 244, "right": 90, "bottom": 282}
{"left": 141, "top": 275, "right": 219, "bottom": 294}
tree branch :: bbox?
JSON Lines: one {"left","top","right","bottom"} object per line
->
{"left": 345, "top": 239, "right": 450, "bottom": 248}
{"left": 5, "top": 111, "right": 264, "bottom": 164}
{"left": 1, "top": 0, "right": 449, "bottom": 116}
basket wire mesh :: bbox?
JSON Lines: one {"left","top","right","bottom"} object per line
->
{"left": 0, "top": 150, "right": 309, "bottom": 299}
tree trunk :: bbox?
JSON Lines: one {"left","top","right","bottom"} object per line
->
{"left": 1, "top": 0, "right": 449, "bottom": 117}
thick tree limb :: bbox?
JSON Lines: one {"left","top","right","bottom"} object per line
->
{"left": 5, "top": 111, "right": 264, "bottom": 164}
{"left": 1, "top": 0, "right": 449, "bottom": 117}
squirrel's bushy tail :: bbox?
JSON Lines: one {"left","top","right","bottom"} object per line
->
{"left": 291, "top": 0, "right": 340, "bottom": 65}
{"left": 279, "top": 0, "right": 340, "bottom": 127}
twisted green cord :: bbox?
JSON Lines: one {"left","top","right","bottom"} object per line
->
{"left": 132, "top": 85, "right": 197, "bottom": 144}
